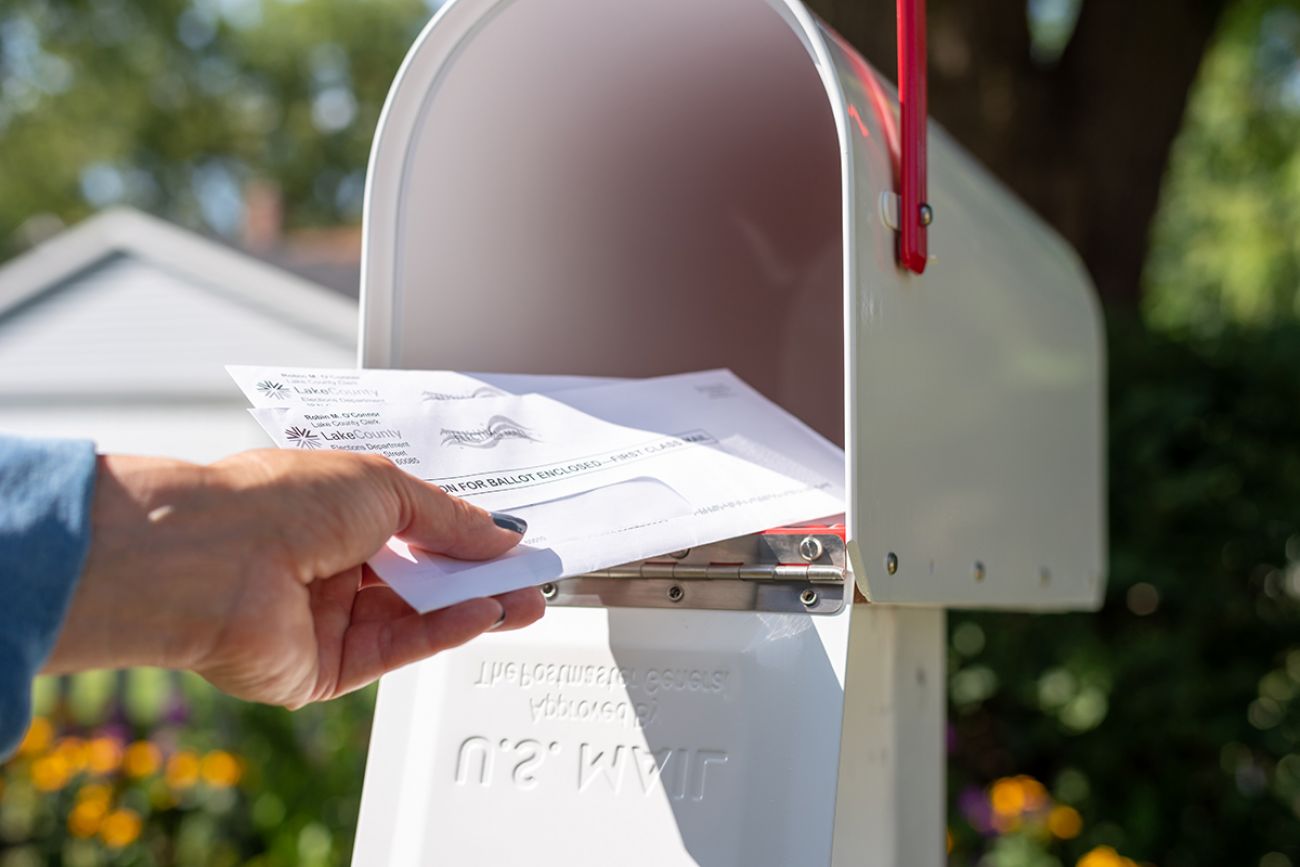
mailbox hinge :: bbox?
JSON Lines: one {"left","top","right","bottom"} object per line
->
{"left": 539, "top": 528, "right": 848, "bottom": 615}
{"left": 589, "top": 562, "right": 844, "bottom": 583}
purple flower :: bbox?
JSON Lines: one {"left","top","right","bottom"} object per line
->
{"left": 958, "top": 786, "right": 995, "bottom": 836}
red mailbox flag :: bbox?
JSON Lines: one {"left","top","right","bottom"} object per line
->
{"left": 897, "top": 0, "right": 929, "bottom": 274}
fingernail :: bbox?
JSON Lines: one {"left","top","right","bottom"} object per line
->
{"left": 488, "top": 604, "right": 508, "bottom": 630}
{"left": 491, "top": 511, "right": 527, "bottom": 536}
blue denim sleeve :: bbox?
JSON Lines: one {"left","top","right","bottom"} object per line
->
{"left": 0, "top": 435, "right": 98, "bottom": 757}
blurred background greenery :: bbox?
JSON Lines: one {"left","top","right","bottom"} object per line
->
{"left": 1, "top": 0, "right": 1299, "bottom": 865}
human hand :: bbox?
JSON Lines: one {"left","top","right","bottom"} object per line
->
{"left": 44, "top": 449, "right": 544, "bottom": 708}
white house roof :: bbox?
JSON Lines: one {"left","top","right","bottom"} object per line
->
{"left": 0, "top": 208, "right": 357, "bottom": 400}
{"left": 0, "top": 208, "right": 358, "bottom": 461}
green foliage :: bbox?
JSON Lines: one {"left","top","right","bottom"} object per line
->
{"left": 948, "top": 315, "right": 1300, "bottom": 867}
{"left": 0, "top": 0, "right": 432, "bottom": 257}
{"left": 1144, "top": 0, "right": 1300, "bottom": 332}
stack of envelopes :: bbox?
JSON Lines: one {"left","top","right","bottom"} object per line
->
{"left": 228, "top": 366, "right": 845, "bottom": 612}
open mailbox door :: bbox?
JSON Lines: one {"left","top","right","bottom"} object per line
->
{"left": 352, "top": 0, "right": 1106, "bottom": 864}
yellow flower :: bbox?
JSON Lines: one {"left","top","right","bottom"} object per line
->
{"left": 200, "top": 750, "right": 242, "bottom": 788}
{"left": 166, "top": 751, "right": 200, "bottom": 789}
{"left": 123, "top": 741, "right": 162, "bottom": 778}
{"left": 1078, "top": 847, "right": 1119, "bottom": 867}
{"left": 1048, "top": 805, "right": 1083, "bottom": 839}
{"left": 31, "top": 754, "right": 72, "bottom": 792}
{"left": 990, "top": 777, "right": 1026, "bottom": 818}
{"left": 99, "top": 807, "right": 143, "bottom": 849}
{"left": 990, "top": 775, "right": 1050, "bottom": 820}
{"left": 17, "top": 717, "right": 53, "bottom": 756}
{"left": 68, "top": 799, "right": 108, "bottom": 838}
{"left": 1015, "top": 775, "right": 1050, "bottom": 812}
{"left": 77, "top": 782, "right": 113, "bottom": 807}
{"left": 53, "top": 737, "right": 89, "bottom": 773}
{"left": 946, "top": 828, "right": 954, "bottom": 853}
{"left": 1077, "top": 846, "right": 1138, "bottom": 867}
{"left": 87, "top": 738, "right": 124, "bottom": 775}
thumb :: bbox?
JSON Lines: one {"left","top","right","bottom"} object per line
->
{"left": 391, "top": 472, "right": 527, "bottom": 561}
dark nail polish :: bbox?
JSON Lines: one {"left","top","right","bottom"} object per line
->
{"left": 491, "top": 511, "right": 528, "bottom": 536}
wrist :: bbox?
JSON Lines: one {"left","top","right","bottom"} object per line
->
{"left": 44, "top": 455, "right": 226, "bottom": 674}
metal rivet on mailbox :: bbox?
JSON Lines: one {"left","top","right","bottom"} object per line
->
{"left": 670, "top": 549, "right": 690, "bottom": 560}
{"left": 540, "top": 583, "right": 557, "bottom": 600}
{"left": 886, "top": 552, "right": 899, "bottom": 575}
{"left": 799, "top": 588, "right": 819, "bottom": 607}
{"left": 919, "top": 203, "right": 934, "bottom": 226}
{"left": 798, "top": 536, "right": 824, "bottom": 562}
{"left": 667, "top": 585, "right": 685, "bottom": 603}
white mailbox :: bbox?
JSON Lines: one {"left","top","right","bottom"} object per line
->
{"left": 352, "top": 0, "right": 1106, "bottom": 864}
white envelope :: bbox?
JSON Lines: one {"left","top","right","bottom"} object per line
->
{"left": 227, "top": 364, "right": 614, "bottom": 407}
{"left": 247, "top": 369, "right": 845, "bottom": 612}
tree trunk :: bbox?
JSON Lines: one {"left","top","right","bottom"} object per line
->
{"left": 806, "top": 0, "right": 1227, "bottom": 307}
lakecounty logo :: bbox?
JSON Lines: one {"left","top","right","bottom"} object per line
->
{"left": 284, "top": 426, "right": 322, "bottom": 449}
{"left": 440, "top": 416, "right": 538, "bottom": 449}
{"left": 256, "top": 380, "right": 290, "bottom": 400}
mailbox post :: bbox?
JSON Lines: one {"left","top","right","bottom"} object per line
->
{"left": 351, "top": 0, "right": 1106, "bottom": 864}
